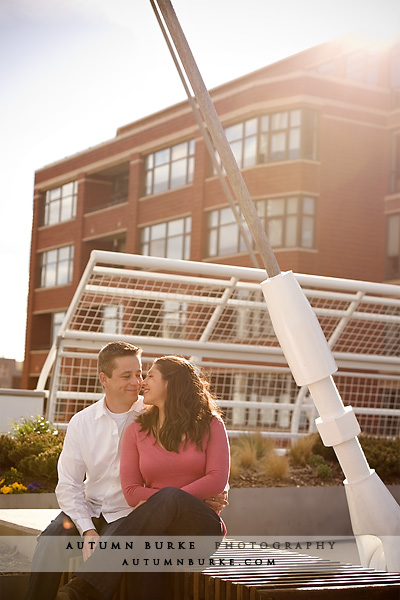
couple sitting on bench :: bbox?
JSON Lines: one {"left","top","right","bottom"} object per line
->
{"left": 25, "top": 341, "right": 230, "bottom": 600}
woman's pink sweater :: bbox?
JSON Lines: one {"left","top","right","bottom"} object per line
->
{"left": 120, "top": 417, "right": 230, "bottom": 508}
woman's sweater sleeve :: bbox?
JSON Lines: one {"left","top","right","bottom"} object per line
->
{"left": 181, "top": 418, "right": 230, "bottom": 500}
{"left": 120, "top": 424, "right": 159, "bottom": 506}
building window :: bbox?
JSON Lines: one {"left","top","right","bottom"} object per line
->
{"left": 163, "top": 301, "right": 187, "bottom": 338}
{"left": 144, "top": 140, "right": 195, "bottom": 195}
{"left": 206, "top": 197, "right": 315, "bottom": 258}
{"left": 386, "top": 213, "right": 400, "bottom": 280}
{"left": 42, "top": 181, "right": 77, "bottom": 226}
{"left": 390, "top": 131, "right": 400, "bottom": 194}
{"left": 103, "top": 305, "right": 123, "bottom": 335}
{"left": 255, "top": 196, "right": 316, "bottom": 249}
{"left": 39, "top": 245, "right": 74, "bottom": 288}
{"left": 345, "top": 50, "right": 379, "bottom": 86}
{"left": 207, "top": 206, "right": 250, "bottom": 257}
{"left": 140, "top": 216, "right": 191, "bottom": 260}
{"left": 52, "top": 311, "right": 66, "bottom": 344}
{"left": 214, "top": 109, "right": 317, "bottom": 172}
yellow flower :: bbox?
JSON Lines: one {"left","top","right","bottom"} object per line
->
{"left": 1, "top": 485, "right": 13, "bottom": 494}
{"left": 0, "top": 478, "right": 4, "bottom": 486}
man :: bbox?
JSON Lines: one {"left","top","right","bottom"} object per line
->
{"left": 25, "top": 341, "right": 226, "bottom": 600}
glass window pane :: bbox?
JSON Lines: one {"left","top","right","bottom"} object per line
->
{"left": 219, "top": 223, "right": 239, "bottom": 255}
{"left": 146, "top": 154, "right": 154, "bottom": 169}
{"left": 63, "top": 182, "right": 74, "bottom": 196}
{"left": 290, "top": 110, "right": 301, "bottom": 127}
{"left": 289, "top": 128, "right": 301, "bottom": 158}
{"left": 208, "top": 229, "right": 218, "bottom": 256}
{"left": 267, "top": 199, "right": 284, "bottom": 216}
{"left": 44, "top": 264, "right": 56, "bottom": 287}
{"left": 145, "top": 171, "right": 153, "bottom": 195}
{"left": 271, "top": 112, "right": 288, "bottom": 130}
{"left": 301, "top": 215, "right": 314, "bottom": 248}
{"left": 48, "top": 201, "right": 60, "bottom": 225}
{"left": 260, "top": 115, "right": 269, "bottom": 132}
{"left": 168, "top": 218, "right": 184, "bottom": 236}
{"left": 268, "top": 219, "right": 283, "bottom": 246}
{"left": 171, "top": 142, "right": 187, "bottom": 160}
{"left": 166, "top": 236, "right": 183, "bottom": 259}
{"left": 149, "top": 239, "right": 165, "bottom": 257}
{"left": 151, "top": 222, "right": 167, "bottom": 239}
{"left": 187, "top": 156, "right": 194, "bottom": 183}
{"left": 57, "top": 261, "right": 70, "bottom": 285}
{"left": 60, "top": 196, "right": 73, "bottom": 221}
{"left": 220, "top": 207, "right": 235, "bottom": 225}
{"left": 303, "top": 196, "right": 315, "bottom": 215}
{"left": 153, "top": 164, "right": 169, "bottom": 194}
{"left": 45, "top": 249, "right": 57, "bottom": 264}
{"left": 387, "top": 215, "right": 400, "bottom": 256}
{"left": 270, "top": 132, "right": 286, "bottom": 159}
{"left": 287, "top": 197, "right": 298, "bottom": 214}
{"left": 184, "top": 234, "right": 191, "bottom": 259}
{"left": 185, "top": 216, "right": 192, "bottom": 232}
{"left": 259, "top": 132, "right": 269, "bottom": 162}
{"left": 154, "top": 148, "right": 170, "bottom": 166}
{"left": 245, "top": 118, "right": 257, "bottom": 136}
{"left": 170, "top": 158, "right": 187, "bottom": 188}
{"left": 49, "top": 187, "right": 61, "bottom": 201}
{"left": 142, "top": 227, "right": 150, "bottom": 243}
{"left": 209, "top": 210, "right": 219, "bottom": 228}
{"left": 225, "top": 123, "right": 243, "bottom": 142}
{"left": 243, "top": 136, "right": 257, "bottom": 167}
{"left": 58, "top": 246, "right": 70, "bottom": 261}
{"left": 285, "top": 215, "right": 297, "bottom": 247}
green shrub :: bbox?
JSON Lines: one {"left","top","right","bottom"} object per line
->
{"left": 18, "top": 444, "right": 63, "bottom": 480}
{"left": 316, "top": 463, "right": 332, "bottom": 479}
{"left": 308, "top": 453, "right": 326, "bottom": 467}
{"left": 0, "top": 435, "right": 18, "bottom": 469}
{"left": 8, "top": 432, "right": 59, "bottom": 465}
{"left": 359, "top": 435, "right": 400, "bottom": 478}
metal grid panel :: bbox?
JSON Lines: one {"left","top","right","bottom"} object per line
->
{"left": 39, "top": 252, "right": 400, "bottom": 439}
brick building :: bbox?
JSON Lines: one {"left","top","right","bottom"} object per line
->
{"left": 22, "top": 34, "right": 400, "bottom": 389}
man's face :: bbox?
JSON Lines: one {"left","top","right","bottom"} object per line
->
{"left": 100, "top": 355, "right": 143, "bottom": 411}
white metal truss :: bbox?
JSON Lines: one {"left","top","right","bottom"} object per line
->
{"left": 38, "top": 251, "right": 400, "bottom": 441}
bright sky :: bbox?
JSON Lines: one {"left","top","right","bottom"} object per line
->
{"left": 1, "top": 0, "right": 399, "bottom": 362}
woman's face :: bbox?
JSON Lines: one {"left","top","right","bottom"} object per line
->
{"left": 142, "top": 364, "right": 168, "bottom": 409}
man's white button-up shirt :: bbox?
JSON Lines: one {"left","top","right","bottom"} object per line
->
{"left": 56, "top": 396, "right": 144, "bottom": 535}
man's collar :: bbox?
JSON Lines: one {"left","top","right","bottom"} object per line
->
{"left": 95, "top": 395, "right": 145, "bottom": 419}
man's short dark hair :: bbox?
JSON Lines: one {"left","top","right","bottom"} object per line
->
{"left": 98, "top": 342, "right": 142, "bottom": 377}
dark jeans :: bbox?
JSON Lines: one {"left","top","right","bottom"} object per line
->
{"left": 24, "top": 512, "right": 114, "bottom": 600}
{"left": 80, "top": 487, "right": 223, "bottom": 600}
{"left": 25, "top": 488, "right": 222, "bottom": 600}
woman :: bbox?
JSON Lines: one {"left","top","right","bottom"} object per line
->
{"left": 57, "top": 356, "right": 229, "bottom": 600}
{"left": 120, "top": 355, "right": 230, "bottom": 521}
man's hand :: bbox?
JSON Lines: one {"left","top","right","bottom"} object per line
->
{"left": 82, "top": 529, "right": 99, "bottom": 561}
{"left": 204, "top": 491, "right": 229, "bottom": 513}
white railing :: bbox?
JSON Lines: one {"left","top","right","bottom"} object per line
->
{"left": 37, "top": 251, "right": 400, "bottom": 442}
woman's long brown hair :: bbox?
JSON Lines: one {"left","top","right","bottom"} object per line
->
{"left": 137, "top": 356, "right": 222, "bottom": 452}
